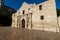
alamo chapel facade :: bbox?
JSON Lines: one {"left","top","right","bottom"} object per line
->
{"left": 12, "top": 0, "right": 59, "bottom": 32}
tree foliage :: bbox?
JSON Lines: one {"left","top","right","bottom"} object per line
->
{"left": 0, "top": 8, "right": 12, "bottom": 26}
{"left": 56, "top": 8, "right": 60, "bottom": 17}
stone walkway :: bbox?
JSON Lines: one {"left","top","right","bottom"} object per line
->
{"left": 0, "top": 27, "right": 60, "bottom": 40}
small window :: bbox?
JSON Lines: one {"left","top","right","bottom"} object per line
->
{"left": 19, "top": 12, "right": 20, "bottom": 14}
{"left": 13, "top": 20, "right": 15, "bottom": 22}
{"left": 40, "top": 15, "right": 44, "bottom": 20}
{"left": 14, "top": 14, "right": 15, "bottom": 17}
{"left": 23, "top": 10, "right": 25, "bottom": 14}
{"left": 39, "top": 5, "right": 42, "bottom": 10}
{"left": 17, "top": 24, "right": 18, "bottom": 26}
{"left": 28, "top": 8, "right": 30, "bottom": 10}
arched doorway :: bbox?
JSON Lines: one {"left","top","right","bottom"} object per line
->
{"left": 22, "top": 19, "right": 25, "bottom": 28}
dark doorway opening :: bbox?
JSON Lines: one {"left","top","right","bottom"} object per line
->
{"left": 22, "top": 19, "right": 25, "bottom": 28}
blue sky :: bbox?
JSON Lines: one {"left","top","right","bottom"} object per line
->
{"left": 3, "top": 0, "right": 60, "bottom": 10}
{"left": 56, "top": 0, "right": 60, "bottom": 9}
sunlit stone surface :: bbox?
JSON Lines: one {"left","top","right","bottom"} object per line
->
{"left": 12, "top": 0, "right": 59, "bottom": 32}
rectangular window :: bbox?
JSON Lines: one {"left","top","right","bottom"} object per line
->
{"left": 40, "top": 15, "right": 44, "bottom": 20}
{"left": 39, "top": 5, "right": 42, "bottom": 10}
{"left": 23, "top": 10, "right": 25, "bottom": 14}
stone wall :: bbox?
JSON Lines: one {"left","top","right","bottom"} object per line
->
{"left": 12, "top": 0, "right": 59, "bottom": 32}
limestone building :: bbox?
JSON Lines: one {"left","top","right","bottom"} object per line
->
{"left": 12, "top": 0, "right": 59, "bottom": 32}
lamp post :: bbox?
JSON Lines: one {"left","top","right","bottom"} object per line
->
{"left": 56, "top": 11, "right": 59, "bottom": 33}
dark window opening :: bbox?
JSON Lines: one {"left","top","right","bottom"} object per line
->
{"left": 28, "top": 8, "right": 30, "bottom": 10}
{"left": 14, "top": 14, "right": 15, "bottom": 17}
{"left": 23, "top": 10, "right": 25, "bottom": 14}
{"left": 19, "top": 12, "right": 20, "bottom": 14}
{"left": 39, "top": 5, "right": 42, "bottom": 10}
{"left": 13, "top": 20, "right": 15, "bottom": 22}
{"left": 40, "top": 15, "right": 44, "bottom": 20}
